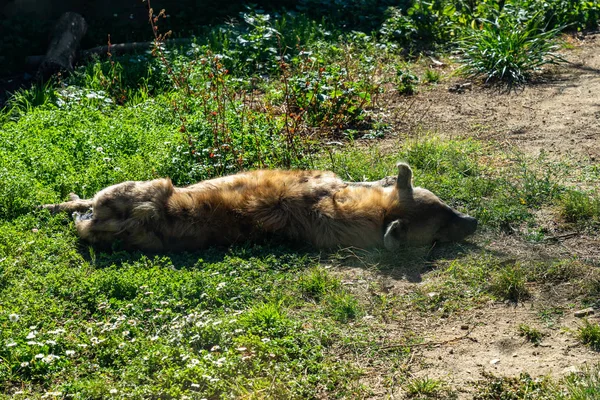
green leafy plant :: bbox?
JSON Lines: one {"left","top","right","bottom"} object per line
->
{"left": 396, "top": 66, "right": 419, "bottom": 94}
{"left": 458, "top": 10, "right": 565, "bottom": 86}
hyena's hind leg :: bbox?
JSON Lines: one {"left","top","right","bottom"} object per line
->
{"left": 41, "top": 193, "right": 93, "bottom": 215}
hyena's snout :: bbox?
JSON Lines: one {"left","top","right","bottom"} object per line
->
{"left": 446, "top": 212, "right": 478, "bottom": 241}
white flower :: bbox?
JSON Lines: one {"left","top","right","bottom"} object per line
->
{"left": 35, "top": 353, "right": 45, "bottom": 359}
{"left": 9, "top": 314, "right": 19, "bottom": 322}
{"left": 210, "top": 345, "right": 221, "bottom": 352}
{"left": 261, "top": 338, "right": 271, "bottom": 343}
{"left": 45, "top": 340, "right": 57, "bottom": 346}
{"left": 6, "top": 342, "right": 17, "bottom": 348}
{"left": 216, "top": 282, "right": 226, "bottom": 290}
{"left": 26, "top": 331, "right": 36, "bottom": 339}
{"left": 109, "top": 389, "right": 118, "bottom": 394}
{"left": 20, "top": 361, "right": 29, "bottom": 367}
{"left": 190, "top": 383, "right": 200, "bottom": 389}
{"left": 65, "top": 350, "right": 76, "bottom": 357}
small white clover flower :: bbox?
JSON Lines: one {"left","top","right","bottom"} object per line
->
{"left": 109, "top": 389, "right": 118, "bottom": 394}
{"left": 261, "top": 338, "right": 271, "bottom": 343}
{"left": 9, "top": 314, "right": 19, "bottom": 322}
{"left": 35, "top": 353, "right": 44, "bottom": 359}
{"left": 65, "top": 350, "right": 76, "bottom": 357}
{"left": 26, "top": 331, "right": 36, "bottom": 339}
{"left": 20, "top": 361, "right": 29, "bottom": 367}
{"left": 210, "top": 345, "right": 221, "bottom": 352}
{"left": 6, "top": 342, "right": 17, "bottom": 348}
{"left": 45, "top": 340, "right": 57, "bottom": 346}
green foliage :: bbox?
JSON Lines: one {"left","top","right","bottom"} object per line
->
{"left": 518, "top": 324, "right": 544, "bottom": 345}
{"left": 326, "top": 293, "right": 362, "bottom": 323}
{"left": 578, "top": 320, "right": 600, "bottom": 351}
{"left": 560, "top": 190, "right": 600, "bottom": 224}
{"left": 299, "top": 267, "right": 341, "bottom": 301}
{"left": 396, "top": 66, "right": 419, "bottom": 94}
{"left": 457, "top": 10, "right": 565, "bottom": 86}
{"left": 489, "top": 264, "right": 530, "bottom": 302}
{"left": 405, "top": 377, "right": 452, "bottom": 399}
{"left": 474, "top": 372, "right": 555, "bottom": 400}
{"left": 424, "top": 68, "right": 442, "bottom": 83}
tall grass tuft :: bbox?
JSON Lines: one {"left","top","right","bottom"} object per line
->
{"left": 458, "top": 11, "right": 565, "bottom": 86}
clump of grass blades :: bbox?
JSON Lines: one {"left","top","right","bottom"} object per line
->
{"left": 458, "top": 12, "right": 565, "bottom": 86}
{"left": 578, "top": 320, "right": 600, "bottom": 351}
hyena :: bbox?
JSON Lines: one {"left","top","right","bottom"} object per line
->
{"left": 42, "top": 163, "right": 477, "bottom": 251}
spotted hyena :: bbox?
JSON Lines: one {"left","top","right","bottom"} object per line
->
{"left": 42, "top": 163, "right": 477, "bottom": 251}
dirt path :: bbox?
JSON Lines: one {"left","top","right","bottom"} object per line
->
{"left": 386, "top": 32, "right": 600, "bottom": 162}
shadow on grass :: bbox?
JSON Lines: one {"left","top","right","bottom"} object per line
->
{"left": 328, "top": 238, "right": 496, "bottom": 283}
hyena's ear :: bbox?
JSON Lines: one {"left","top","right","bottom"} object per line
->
{"left": 395, "top": 162, "right": 413, "bottom": 191}
{"left": 384, "top": 219, "right": 407, "bottom": 251}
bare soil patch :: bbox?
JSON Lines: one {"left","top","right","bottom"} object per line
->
{"left": 386, "top": 33, "right": 600, "bottom": 162}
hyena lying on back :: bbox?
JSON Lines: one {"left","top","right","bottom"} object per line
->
{"left": 42, "top": 163, "right": 477, "bottom": 251}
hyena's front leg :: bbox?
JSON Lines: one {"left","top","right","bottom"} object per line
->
{"left": 41, "top": 193, "right": 93, "bottom": 214}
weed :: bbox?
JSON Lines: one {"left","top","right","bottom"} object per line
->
{"left": 488, "top": 264, "right": 530, "bottom": 302}
{"left": 326, "top": 293, "right": 362, "bottom": 323}
{"left": 405, "top": 377, "right": 452, "bottom": 399}
{"left": 474, "top": 372, "right": 555, "bottom": 399}
{"left": 578, "top": 320, "right": 600, "bottom": 351}
{"left": 560, "top": 189, "right": 600, "bottom": 224}
{"left": 396, "top": 66, "right": 419, "bottom": 95}
{"left": 424, "top": 68, "right": 442, "bottom": 84}
{"left": 518, "top": 324, "right": 544, "bottom": 345}
{"left": 458, "top": 10, "right": 565, "bottom": 86}
{"left": 298, "top": 267, "right": 340, "bottom": 301}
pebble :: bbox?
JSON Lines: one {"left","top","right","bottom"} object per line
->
{"left": 490, "top": 358, "right": 500, "bottom": 365}
{"left": 460, "top": 324, "right": 469, "bottom": 330}
{"left": 574, "top": 308, "right": 595, "bottom": 318}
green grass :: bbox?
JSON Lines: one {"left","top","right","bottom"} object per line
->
{"left": 457, "top": 10, "right": 565, "bottom": 86}
{"left": 578, "top": 320, "right": 600, "bottom": 351}
{"left": 405, "top": 377, "right": 452, "bottom": 399}
{"left": 518, "top": 324, "right": 544, "bottom": 345}
{"left": 2, "top": 4, "right": 600, "bottom": 397}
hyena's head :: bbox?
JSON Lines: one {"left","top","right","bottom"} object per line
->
{"left": 384, "top": 163, "right": 477, "bottom": 249}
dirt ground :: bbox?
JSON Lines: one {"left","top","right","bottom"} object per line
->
{"left": 387, "top": 32, "right": 600, "bottom": 163}
{"left": 338, "top": 33, "right": 600, "bottom": 398}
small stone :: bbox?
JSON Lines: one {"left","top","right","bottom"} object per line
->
{"left": 574, "top": 308, "right": 595, "bottom": 318}
{"left": 449, "top": 348, "right": 454, "bottom": 355}
{"left": 460, "top": 324, "right": 469, "bottom": 330}
{"left": 512, "top": 353, "right": 518, "bottom": 357}
{"left": 490, "top": 358, "right": 500, "bottom": 365}
{"left": 428, "top": 292, "right": 439, "bottom": 298}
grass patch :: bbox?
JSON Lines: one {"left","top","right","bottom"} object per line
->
{"left": 326, "top": 293, "right": 362, "bottom": 323}
{"left": 578, "top": 320, "right": 600, "bottom": 351}
{"left": 298, "top": 267, "right": 341, "bottom": 301}
{"left": 488, "top": 264, "right": 530, "bottom": 303}
{"left": 518, "top": 324, "right": 544, "bottom": 345}
{"left": 458, "top": 10, "right": 565, "bottom": 86}
{"left": 405, "top": 377, "right": 453, "bottom": 399}
{"left": 560, "top": 189, "right": 600, "bottom": 224}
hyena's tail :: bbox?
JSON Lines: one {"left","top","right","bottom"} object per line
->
{"left": 41, "top": 193, "right": 93, "bottom": 214}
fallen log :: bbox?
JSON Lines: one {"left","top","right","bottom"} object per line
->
{"left": 27, "top": 38, "right": 194, "bottom": 74}
{"left": 37, "top": 12, "right": 88, "bottom": 81}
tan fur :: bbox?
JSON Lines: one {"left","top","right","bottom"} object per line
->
{"left": 42, "top": 164, "right": 477, "bottom": 251}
